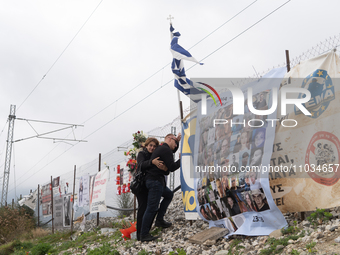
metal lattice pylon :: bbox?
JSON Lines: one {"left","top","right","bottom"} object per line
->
{"left": 1, "top": 105, "right": 16, "bottom": 206}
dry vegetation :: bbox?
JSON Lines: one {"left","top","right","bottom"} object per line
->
{"left": 0, "top": 205, "right": 36, "bottom": 245}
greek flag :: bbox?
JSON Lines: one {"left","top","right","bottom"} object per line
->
{"left": 170, "top": 24, "right": 203, "bottom": 102}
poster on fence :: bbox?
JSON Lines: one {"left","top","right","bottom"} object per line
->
{"left": 269, "top": 51, "right": 340, "bottom": 212}
{"left": 78, "top": 175, "right": 89, "bottom": 207}
{"left": 90, "top": 168, "right": 109, "bottom": 213}
{"left": 41, "top": 183, "right": 52, "bottom": 216}
{"left": 18, "top": 189, "right": 37, "bottom": 210}
{"left": 63, "top": 194, "right": 72, "bottom": 227}
{"left": 192, "top": 68, "right": 287, "bottom": 236}
{"left": 52, "top": 176, "right": 60, "bottom": 197}
{"left": 181, "top": 111, "right": 200, "bottom": 220}
{"left": 53, "top": 195, "right": 63, "bottom": 229}
{"left": 119, "top": 162, "right": 132, "bottom": 193}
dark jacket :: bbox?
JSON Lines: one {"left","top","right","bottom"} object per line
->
{"left": 137, "top": 148, "right": 153, "bottom": 172}
{"left": 145, "top": 143, "right": 180, "bottom": 186}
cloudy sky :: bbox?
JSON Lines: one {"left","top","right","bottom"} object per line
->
{"left": 1, "top": 0, "right": 339, "bottom": 202}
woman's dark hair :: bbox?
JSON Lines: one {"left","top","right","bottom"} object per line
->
{"left": 145, "top": 137, "right": 159, "bottom": 147}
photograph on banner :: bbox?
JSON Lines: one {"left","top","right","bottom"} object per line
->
{"left": 53, "top": 195, "right": 63, "bottom": 229}
{"left": 78, "top": 175, "right": 89, "bottom": 208}
{"left": 269, "top": 51, "right": 340, "bottom": 212}
{"left": 90, "top": 168, "right": 109, "bottom": 213}
{"left": 52, "top": 176, "right": 60, "bottom": 197}
{"left": 63, "top": 194, "right": 72, "bottom": 227}
{"left": 192, "top": 70, "right": 287, "bottom": 236}
{"left": 41, "top": 183, "right": 52, "bottom": 216}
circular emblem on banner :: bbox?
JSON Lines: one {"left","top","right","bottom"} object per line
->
{"left": 295, "top": 69, "right": 335, "bottom": 118}
{"left": 305, "top": 131, "right": 340, "bottom": 186}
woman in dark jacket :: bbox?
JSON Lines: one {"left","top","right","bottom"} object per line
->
{"left": 136, "top": 137, "right": 165, "bottom": 240}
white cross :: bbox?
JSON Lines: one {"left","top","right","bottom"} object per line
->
{"left": 167, "top": 15, "right": 174, "bottom": 24}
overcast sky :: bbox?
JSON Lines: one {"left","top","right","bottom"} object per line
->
{"left": 1, "top": 0, "right": 340, "bottom": 203}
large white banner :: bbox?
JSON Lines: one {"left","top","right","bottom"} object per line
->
{"left": 270, "top": 51, "right": 340, "bottom": 212}
{"left": 90, "top": 168, "right": 109, "bottom": 213}
{"left": 192, "top": 68, "right": 287, "bottom": 236}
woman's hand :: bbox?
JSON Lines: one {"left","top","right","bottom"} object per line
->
{"left": 158, "top": 164, "right": 168, "bottom": 171}
{"left": 152, "top": 157, "right": 164, "bottom": 166}
{"left": 152, "top": 157, "right": 167, "bottom": 171}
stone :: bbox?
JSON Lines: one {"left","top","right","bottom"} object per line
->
{"left": 301, "top": 236, "right": 310, "bottom": 243}
{"left": 188, "top": 227, "right": 229, "bottom": 244}
{"left": 224, "top": 243, "right": 230, "bottom": 250}
{"left": 203, "top": 239, "right": 216, "bottom": 246}
{"left": 330, "top": 226, "right": 338, "bottom": 232}
{"left": 301, "top": 220, "right": 311, "bottom": 227}
{"left": 334, "top": 236, "right": 340, "bottom": 243}
{"left": 214, "top": 250, "right": 229, "bottom": 255}
{"left": 316, "top": 233, "right": 324, "bottom": 239}
{"left": 269, "top": 229, "right": 282, "bottom": 238}
{"left": 276, "top": 245, "right": 284, "bottom": 251}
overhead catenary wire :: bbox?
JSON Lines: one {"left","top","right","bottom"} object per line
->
{"left": 16, "top": 0, "right": 104, "bottom": 112}
{"left": 81, "top": 0, "right": 258, "bottom": 124}
{"left": 7, "top": 0, "right": 294, "bottom": 190}
{"left": 6, "top": 1, "right": 260, "bottom": 190}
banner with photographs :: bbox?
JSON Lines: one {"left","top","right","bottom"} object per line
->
{"left": 78, "top": 175, "right": 89, "bottom": 208}
{"left": 270, "top": 51, "right": 340, "bottom": 212}
{"left": 180, "top": 111, "right": 199, "bottom": 220}
{"left": 41, "top": 183, "right": 52, "bottom": 216}
{"left": 90, "top": 168, "right": 109, "bottom": 213}
{"left": 192, "top": 68, "right": 287, "bottom": 236}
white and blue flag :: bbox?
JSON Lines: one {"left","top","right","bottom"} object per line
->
{"left": 170, "top": 24, "right": 203, "bottom": 102}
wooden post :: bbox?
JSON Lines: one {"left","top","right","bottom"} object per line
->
{"left": 50, "top": 176, "right": 54, "bottom": 234}
{"left": 97, "top": 153, "right": 101, "bottom": 227}
{"left": 179, "top": 101, "right": 184, "bottom": 121}
{"left": 12, "top": 198, "right": 14, "bottom": 209}
{"left": 285, "top": 50, "right": 291, "bottom": 72}
{"left": 37, "top": 184, "right": 40, "bottom": 227}
{"left": 71, "top": 165, "right": 76, "bottom": 233}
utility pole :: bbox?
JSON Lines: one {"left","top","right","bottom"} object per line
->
{"left": 1, "top": 104, "right": 86, "bottom": 206}
{"left": 1, "top": 105, "right": 16, "bottom": 206}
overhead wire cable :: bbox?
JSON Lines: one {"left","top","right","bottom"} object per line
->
{"left": 8, "top": 0, "right": 291, "bottom": 190}
{"left": 7, "top": 1, "right": 259, "bottom": 188}
{"left": 82, "top": 0, "right": 258, "bottom": 124}
{"left": 17, "top": 0, "right": 104, "bottom": 112}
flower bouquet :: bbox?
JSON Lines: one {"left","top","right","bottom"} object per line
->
{"left": 132, "top": 131, "right": 147, "bottom": 149}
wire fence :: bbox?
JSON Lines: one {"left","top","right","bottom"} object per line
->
{"left": 7, "top": 33, "right": 340, "bottom": 224}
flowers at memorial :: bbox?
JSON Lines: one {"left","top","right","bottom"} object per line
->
{"left": 126, "top": 158, "right": 137, "bottom": 171}
{"left": 132, "top": 130, "right": 147, "bottom": 149}
{"left": 124, "top": 131, "right": 148, "bottom": 173}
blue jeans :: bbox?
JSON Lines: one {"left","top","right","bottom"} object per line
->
{"left": 140, "top": 179, "right": 173, "bottom": 236}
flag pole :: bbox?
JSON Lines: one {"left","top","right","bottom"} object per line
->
{"left": 177, "top": 90, "right": 184, "bottom": 121}
{"left": 168, "top": 15, "right": 184, "bottom": 121}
